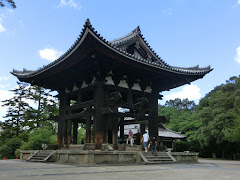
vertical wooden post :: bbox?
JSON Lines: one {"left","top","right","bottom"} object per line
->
{"left": 86, "top": 116, "right": 91, "bottom": 143}
{"left": 63, "top": 120, "right": 67, "bottom": 146}
{"left": 119, "top": 117, "right": 124, "bottom": 143}
{"left": 57, "top": 89, "right": 66, "bottom": 149}
{"left": 94, "top": 82, "right": 105, "bottom": 149}
{"left": 73, "top": 120, "right": 78, "bottom": 144}
{"left": 112, "top": 117, "right": 119, "bottom": 149}
{"left": 148, "top": 89, "right": 159, "bottom": 140}
{"left": 92, "top": 116, "right": 95, "bottom": 143}
{"left": 67, "top": 120, "right": 72, "bottom": 147}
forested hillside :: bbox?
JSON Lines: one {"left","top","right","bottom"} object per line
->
{"left": 159, "top": 76, "right": 240, "bottom": 159}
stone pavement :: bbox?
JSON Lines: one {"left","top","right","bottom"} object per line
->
{"left": 0, "top": 158, "right": 240, "bottom": 180}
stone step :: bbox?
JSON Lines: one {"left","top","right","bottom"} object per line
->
{"left": 33, "top": 155, "right": 48, "bottom": 157}
{"left": 28, "top": 159, "right": 46, "bottom": 162}
{"left": 27, "top": 150, "right": 55, "bottom": 162}
{"left": 145, "top": 155, "right": 170, "bottom": 157}
{"left": 140, "top": 151, "right": 175, "bottom": 164}
{"left": 146, "top": 161, "right": 175, "bottom": 164}
{"left": 148, "top": 158, "right": 173, "bottom": 161}
{"left": 145, "top": 156, "right": 172, "bottom": 161}
{"left": 30, "top": 157, "right": 46, "bottom": 160}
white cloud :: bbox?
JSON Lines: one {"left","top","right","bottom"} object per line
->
{"left": 165, "top": 84, "right": 201, "bottom": 101}
{"left": 0, "top": 76, "right": 10, "bottom": 81}
{"left": 234, "top": 46, "right": 240, "bottom": 64}
{"left": 233, "top": 0, "right": 240, "bottom": 7}
{"left": 0, "top": 84, "right": 10, "bottom": 89}
{"left": 0, "top": 17, "right": 5, "bottom": 32}
{"left": 58, "top": 0, "right": 82, "bottom": 9}
{"left": 162, "top": 8, "right": 173, "bottom": 16}
{"left": 39, "top": 48, "right": 64, "bottom": 62}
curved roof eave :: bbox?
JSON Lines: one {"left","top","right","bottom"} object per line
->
{"left": 11, "top": 19, "right": 212, "bottom": 79}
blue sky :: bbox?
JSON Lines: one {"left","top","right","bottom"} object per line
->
{"left": 1, "top": 0, "right": 240, "bottom": 120}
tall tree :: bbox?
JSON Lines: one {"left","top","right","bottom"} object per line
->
{"left": 197, "top": 76, "right": 240, "bottom": 158}
{"left": 23, "top": 85, "right": 58, "bottom": 130}
{"left": 159, "top": 98, "right": 198, "bottom": 134}
{"left": 1, "top": 82, "right": 30, "bottom": 137}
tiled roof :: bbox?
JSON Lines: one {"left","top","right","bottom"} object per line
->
{"left": 158, "top": 128, "right": 185, "bottom": 139}
{"left": 12, "top": 19, "right": 212, "bottom": 79}
{"left": 122, "top": 124, "right": 185, "bottom": 139}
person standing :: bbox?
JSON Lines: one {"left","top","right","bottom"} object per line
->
{"left": 141, "top": 131, "right": 149, "bottom": 153}
{"left": 126, "top": 130, "right": 134, "bottom": 146}
{"left": 150, "top": 136, "right": 157, "bottom": 156}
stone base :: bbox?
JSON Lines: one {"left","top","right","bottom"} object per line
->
{"left": 125, "top": 145, "right": 142, "bottom": 151}
{"left": 55, "top": 150, "right": 141, "bottom": 164}
{"left": 171, "top": 152, "right": 199, "bottom": 163}
{"left": 20, "top": 149, "right": 199, "bottom": 164}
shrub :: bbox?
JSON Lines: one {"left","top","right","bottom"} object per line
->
{"left": 20, "top": 128, "right": 56, "bottom": 150}
{"left": 0, "top": 137, "right": 22, "bottom": 159}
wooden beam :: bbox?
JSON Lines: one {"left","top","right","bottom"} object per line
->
{"left": 63, "top": 110, "right": 94, "bottom": 120}
{"left": 101, "top": 107, "right": 114, "bottom": 115}
{"left": 65, "top": 100, "right": 94, "bottom": 111}
{"left": 119, "top": 120, "right": 148, "bottom": 125}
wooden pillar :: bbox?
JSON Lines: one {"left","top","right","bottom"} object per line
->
{"left": 67, "top": 120, "right": 72, "bottom": 146}
{"left": 148, "top": 89, "right": 159, "bottom": 139}
{"left": 86, "top": 116, "right": 91, "bottom": 143}
{"left": 119, "top": 117, "right": 124, "bottom": 142}
{"left": 57, "top": 90, "right": 66, "bottom": 149}
{"left": 112, "top": 117, "right": 119, "bottom": 149}
{"left": 73, "top": 120, "right": 78, "bottom": 144}
{"left": 92, "top": 116, "right": 95, "bottom": 143}
{"left": 63, "top": 120, "right": 67, "bottom": 146}
{"left": 94, "top": 82, "right": 105, "bottom": 149}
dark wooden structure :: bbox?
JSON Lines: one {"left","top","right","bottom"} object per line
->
{"left": 12, "top": 19, "right": 212, "bottom": 149}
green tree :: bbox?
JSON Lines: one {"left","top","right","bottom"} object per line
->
{"left": 197, "top": 76, "right": 240, "bottom": 158}
{"left": 159, "top": 98, "right": 198, "bottom": 135}
{"left": 20, "top": 128, "right": 57, "bottom": 150}
{"left": 23, "top": 85, "right": 58, "bottom": 130}
{"left": 0, "top": 137, "right": 22, "bottom": 159}
{"left": 77, "top": 127, "right": 86, "bottom": 144}
{"left": 1, "top": 82, "right": 30, "bottom": 137}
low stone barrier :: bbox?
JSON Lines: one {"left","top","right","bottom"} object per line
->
{"left": 20, "top": 150, "right": 199, "bottom": 164}
{"left": 20, "top": 150, "right": 36, "bottom": 160}
{"left": 171, "top": 152, "right": 199, "bottom": 163}
{"left": 55, "top": 150, "right": 141, "bottom": 164}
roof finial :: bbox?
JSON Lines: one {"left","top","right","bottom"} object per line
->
{"left": 85, "top": 18, "right": 91, "bottom": 26}
{"left": 136, "top": 26, "right": 141, "bottom": 33}
{"left": 132, "top": 26, "right": 141, "bottom": 34}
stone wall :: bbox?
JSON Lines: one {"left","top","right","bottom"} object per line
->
{"left": 20, "top": 150, "right": 36, "bottom": 160}
{"left": 20, "top": 150, "right": 198, "bottom": 164}
{"left": 55, "top": 150, "right": 141, "bottom": 164}
{"left": 171, "top": 152, "right": 199, "bottom": 163}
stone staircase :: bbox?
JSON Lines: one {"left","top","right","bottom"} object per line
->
{"left": 27, "top": 150, "right": 56, "bottom": 162}
{"left": 139, "top": 151, "right": 177, "bottom": 164}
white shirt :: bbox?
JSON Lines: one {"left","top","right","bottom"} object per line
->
{"left": 143, "top": 133, "right": 149, "bottom": 142}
